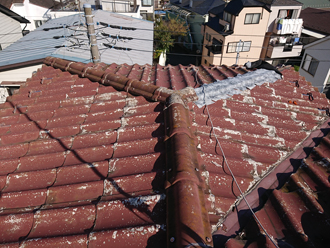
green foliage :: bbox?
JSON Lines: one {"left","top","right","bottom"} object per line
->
{"left": 154, "top": 16, "right": 187, "bottom": 59}
{"left": 294, "top": 65, "right": 300, "bottom": 71}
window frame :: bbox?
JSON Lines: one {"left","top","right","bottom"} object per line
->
{"left": 226, "top": 41, "right": 251, "bottom": 53}
{"left": 302, "top": 54, "right": 319, "bottom": 76}
{"left": 223, "top": 11, "right": 232, "bottom": 23}
{"left": 244, "top": 13, "right": 261, "bottom": 24}
{"left": 142, "top": 0, "right": 152, "bottom": 6}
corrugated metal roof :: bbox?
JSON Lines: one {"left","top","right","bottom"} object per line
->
{"left": 0, "top": 10, "right": 153, "bottom": 67}
{"left": 0, "top": 57, "right": 329, "bottom": 247}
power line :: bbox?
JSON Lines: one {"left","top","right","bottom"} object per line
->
{"left": 198, "top": 82, "right": 280, "bottom": 248}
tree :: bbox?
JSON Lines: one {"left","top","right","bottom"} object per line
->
{"left": 154, "top": 16, "right": 188, "bottom": 59}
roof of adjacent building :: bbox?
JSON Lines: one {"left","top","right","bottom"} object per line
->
{"left": 0, "top": 10, "right": 153, "bottom": 69}
{"left": 271, "top": 0, "right": 303, "bottom": 6}
{"left": 0, "top": 3, "right": 30, "bottom": 23}
{"left": 297, "top": 0, "right": 330, "bottom": 9}
{"left": 224, "top": 128, "right": 330, "bottom": 248}
{"left": 1, "top": 0, "right": 23, "bottom": 9}
{"left": 29, "top": 0, "right": 59, "bottom": 9}
{"left": 170, "top": 0, "right": 226, "bottom": 15}
{"left": 300, "top": 8, "right": 330, "bottom": 35}
{"left": 0, "top": 57, "right": 329, "bottom": 247}
{"left": 224, "top": 0, "right": 271, "bottom": 16}
{"left": 1, "top": 0, "right": 59, "bottom": 9}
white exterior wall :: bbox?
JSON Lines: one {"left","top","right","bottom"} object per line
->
{"left": 48, "top": 11, "right": 83, "bottom": 19}
{"left": 0, "top": 64, "right": 42, "bottom": 83}
{"left": 11, "top": 0, "right": 50, "bottom": 31}
{"left": 267, "top": 5, "right": 301, "bottom": 33}
{"left": 0, "top": 13, "right": 23, "bottom": 49}
{"left": 299, "top": 37, "right": 330, "bottom": 92}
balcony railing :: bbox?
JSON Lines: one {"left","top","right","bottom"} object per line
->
{"left": 273, "top": 18, "right": 303, "bottom": 35}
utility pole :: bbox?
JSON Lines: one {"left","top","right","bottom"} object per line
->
{"left": 83, "top": 4, "right": 100, "bottom": 63}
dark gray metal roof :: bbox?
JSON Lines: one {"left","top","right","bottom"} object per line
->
{"left": 0, "top": 10, "right": 153, "bottom": 68}
{"left": 170, "top": 0, "right": 226, "bottom": 15}
{"left": 224, "top": 0, "right": 271, "bottom": 16}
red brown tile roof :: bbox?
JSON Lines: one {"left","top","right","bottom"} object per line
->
{"left": 0, "top": 57, "right": 329, "bottom": 247}
{"left": 224, "top": 130, "right": 330, "bottom": 248}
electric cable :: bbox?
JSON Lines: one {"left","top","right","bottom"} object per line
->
{"left": 200, "top": 83, "right": 280, "bottom": 248}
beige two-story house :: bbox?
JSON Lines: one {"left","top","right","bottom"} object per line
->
{"left": 202, "top": 0, "right": 304, "bottom": 66}
{"left": 202, "top": 0, "right": 271, "bottom": 66}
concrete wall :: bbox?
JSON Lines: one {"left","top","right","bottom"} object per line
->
{"left": 299, "top": 38, "right": 330, "bottom": 92}
{"left": 0, "top": 12, "right": 23, "bottom": 50}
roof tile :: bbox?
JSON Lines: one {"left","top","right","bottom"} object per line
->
{"left": 0, "top": 190, "right": 47, "bottom": 212}
{"left": 28, "top": 206, "right": 95, "bottom": 239}
{"left": 2, "top": 169, "right": 56, "bottom": 192}
{"left": 20, "top": 234, "right": 88, "bottom": 248}
{"left": 0, "top": 213, "right": 34, "bottom": 243}
{"left": 54, "top": 161, "right": 109, "bottom": 186}
{"left": 1, "top": 57, "right": 330, "bottom": 247}
{"left": 17, "top": 152, "right": 66, "bottom": 173}
{"left": 46, "top": 181, "right": 104, "bottom": 204}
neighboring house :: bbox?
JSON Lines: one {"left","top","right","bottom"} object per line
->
{"left": 0, "top": 55, "right": 329, "bottom": 247}
{"left": 299, "top": 8, "right": 330, "bottom": 45}
{"left": 8, "top": 0, "right": 62, "bottom": 31}
{"left": 202, "top": 0, "right": 272, "bottom": 66}
{"left": 78, "top": 0, "right": 153, "bottom": 20}
{"left": 102, "top": 0, "right": 154, "bottom": 20}
{"left": 261, "top": 0, "right": 304, "bottom": 65}
{"left": 168, "top": 0, "right": 225, "bottom": 52}
{"left": 202, "top": 0, "right": 304, "bottom": 66}
{"left": 0, "top": 4, "right": 30, "bottom": 50}
{"left": 0, "top": 10, "right": 153, "bottom": 83}
{"left": 299, "top": 36, "right": 330, "bottom": 94}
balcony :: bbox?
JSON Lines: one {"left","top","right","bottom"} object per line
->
{"left": 102, "top": 0, "right": 138, "bottom": 13}
{"left": 266, "top": 43, "right": 303, "bottom": 59}
{"left": 273, "top": 18, "right": 303, "bottom": 35}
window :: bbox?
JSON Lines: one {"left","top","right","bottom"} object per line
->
{"left": 142, "top": 0, "right": 152, "bottom": 6}
{"left": 205, "top": 33, "right": 209, "bottom": 42}
{"left": 223, "top": 11, "right": 232, "bottom": 23}
{"left": 278, "top": 9, "right": 298, "bottom": 19}
{"left": 34, "top": 20, "right": 45, "bottom": 28}
{"left": 302, "top": 54, "right": 319, "bottom": 76}
{"left": 212, "top": 38, "right": 223, "bottom": 54}
{"left": 227, "top": 41, "right": 251, "bottom": 53}
{"left": 244, "top": 13, "right": 260, "bottom": 24}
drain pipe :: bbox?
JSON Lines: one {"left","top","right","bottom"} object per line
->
{"left": 83, "top": 4, "right": 100, "bottom": 63}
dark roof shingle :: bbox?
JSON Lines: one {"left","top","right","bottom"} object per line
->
{"left": 300, "top": 7, "right": 330, "bottom": 35}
